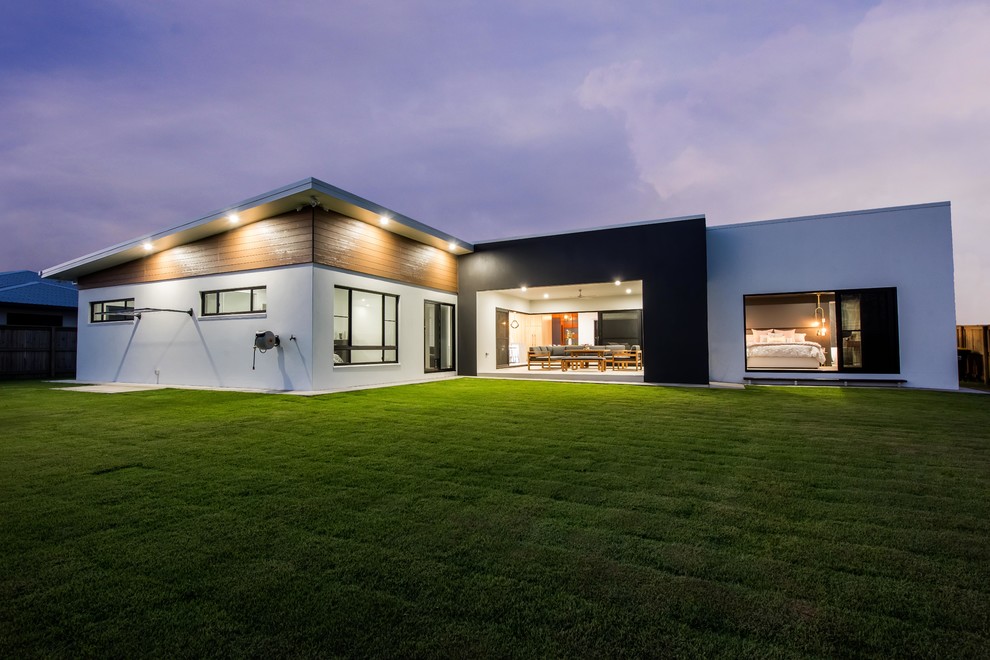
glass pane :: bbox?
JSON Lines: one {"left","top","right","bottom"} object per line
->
{"left": 352, "top": 292, "right": 383, "bottom": 346}
{"left": 425, "top": 302, "right": 437, "bottom": 370}
{"left": 351, "top": 349, "right": 383, "bottom": 363}
{"left": 441, "top": 305, "right": 454, "bottom": 370}
{"left": 384, "top": 296, "right": 397, "bottom": 322}
{"left": 743, "top": 292, "right": 835, "bottom": 371}
{"left": 334, "top": 317, "right": 349, "bottom": 342}
{"left": 252, "top": 288, "right": 267, "bottom": 311}
{"left": 599, "top": 310, "right": 642, "bottom": 346}
{"left": 333, "top": 288, "right": 349, "bottom": 343}
{"left": 841, "top": 294, "right": 863, "bottom": 368}
{"left": 106, "top": 300, "right": 133, "bottom": 321}
{"left": 384, "top": 320, "right": 397, "bottom": 347}
{"left": 203, "top": 293, "right": 218, "bottom": 315}
{"left": 334, "top": 287, "right": 349, "bottom": 315}
{"left": 219, "top": 290, "right": 251, "bottom": 313}
{"left": 383, "top": 349, "right": 397, "bottom": 363}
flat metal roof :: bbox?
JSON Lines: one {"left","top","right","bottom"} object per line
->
{"left": 473, "top": 213, "right": 707, "bottom": 246}
{"left": 705, "top": 201, "right": 951, "bottom": 232}
{"left": 42, "top": 178, "right": 474, "bottom": 281}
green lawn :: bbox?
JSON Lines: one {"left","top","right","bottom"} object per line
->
{"left": 1, "top": 379, "right": 988, "bottom": 657}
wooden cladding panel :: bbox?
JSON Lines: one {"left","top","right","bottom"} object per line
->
{"left": 78, "top": 211, "right": 314, "bottom": 289}
{"left": 314, "top": 209, "right": 458, "bottom": 293}
{"left": 77, "top": 208, "right": 459, "bottom": 293}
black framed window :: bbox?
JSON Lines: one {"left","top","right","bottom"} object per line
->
{"left": 425, "top": 301, "right": 455, "bottom": 372}
{"left": 743, "top": 287, "right": 899, "bottom": 373}
{"left": 333, "top": 286, "right": 398, "bottom": 365}
{"left": 90, "top": 299, "right": 134, "bottom": 323}
{"left": 201, "top": 287, "right": 266, "bottom": 316}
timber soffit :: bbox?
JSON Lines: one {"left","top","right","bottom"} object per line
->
{"left": 42, "top": 178, "right": 474, "bottom": 282}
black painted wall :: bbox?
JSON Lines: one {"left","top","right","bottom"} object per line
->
{"left": 457, "top": 217, "right": 710, "bottom": 384}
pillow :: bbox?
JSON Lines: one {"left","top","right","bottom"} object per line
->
{"left": 774, "top": 329, "right": 796, "bottom": 340}
{"left": 766, "top": 334, "right": 788, "bottom": 343}
{"left": 795, "top": 332, "right": 806, "bottom": 342}
{"left": 752, "top": 328, "right": 773, "bottom": 338}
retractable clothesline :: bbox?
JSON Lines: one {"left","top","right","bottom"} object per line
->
{"left": 125, "top": 307, "right": 194, "bottom": 319}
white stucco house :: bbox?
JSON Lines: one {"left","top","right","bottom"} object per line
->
{"left": 42, "top": 178, "right": 958, "bottom": 391}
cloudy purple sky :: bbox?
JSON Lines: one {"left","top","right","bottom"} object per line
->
{"left": 1, "top": 1, "right": 987, "bottom": 321}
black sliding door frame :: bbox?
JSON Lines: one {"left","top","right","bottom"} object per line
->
{"left": 836, "top": 287, "right": 900, "bottom": 374}
{"left": 425, "top": 300, "right": 456, "bottom": 373}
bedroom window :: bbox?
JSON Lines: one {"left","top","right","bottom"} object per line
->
{"left": 90, "top": 298, "right": 135, "bottom": 323}
{"left": 333, "top": 286, "right": 398, "bottom": 365}
{"left": 201, "top": 286, "right": 266, "bottom": 316}
{"left": 743, "top": 288, "right": 899, "bottom": 373}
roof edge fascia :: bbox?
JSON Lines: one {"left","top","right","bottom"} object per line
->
{"left": 706, "top": 201, "right": 951, "bottom": 232}
{"left": 43, "top": 177, "right": 474, "bottom": 281}
{"left": 473, "top": 213, "right": 707, "bottom": 246}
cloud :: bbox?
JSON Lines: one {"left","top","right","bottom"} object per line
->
{"left": 0, "top": 0, "right": 986, "bottom": 322}
{"left": 578, "top": 0, "right": 990, "bottom": 322}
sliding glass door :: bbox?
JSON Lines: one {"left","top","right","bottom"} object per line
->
{"left": 838, "top": 287, "right": 899, "bottom": 373}
{"left": 425, "top": 301, "right": 455, "bottom": 372}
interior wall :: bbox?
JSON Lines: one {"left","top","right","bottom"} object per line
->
{"left": 578, "top": 312, "right": 596, "bottom": 344}
{"left": 474, "top": 291, "right": 532, "bottom": 372}
{"left": 746, "top": 302, "right": 819, "bottom": 329}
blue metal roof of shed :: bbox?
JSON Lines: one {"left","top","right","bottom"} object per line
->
{"left": 0, "top": 271, "right": 77, "bottom": 308}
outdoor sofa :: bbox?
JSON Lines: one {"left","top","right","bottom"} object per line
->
{"left": 526, "top": 344, "right": 642, "bottom": 371}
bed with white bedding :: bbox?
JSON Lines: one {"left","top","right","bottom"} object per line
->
{"left": 746, "top": 329, "right": 827, "bottom": 370}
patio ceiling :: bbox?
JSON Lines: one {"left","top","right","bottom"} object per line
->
{"left": 490, "top": 280, "right": 643, "bottom": 302}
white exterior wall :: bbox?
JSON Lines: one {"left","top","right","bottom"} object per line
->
{"left": 77, "top": 264, "right": 461, "bottom": 391}
{"left": 311, "top": 266, "right": 458, "bottom": 390}
{"left": 707, "top": 202, "right": 957, "bottom": 389}
{"left": 76, "top": 265, "right": 315, "bottom": 390}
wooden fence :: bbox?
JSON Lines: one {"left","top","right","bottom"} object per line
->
{"left": 0, "top": 326, "right": 77, "bottom": 379}
{"left": 957, "top": 325, "right": 990, "bottom": 385}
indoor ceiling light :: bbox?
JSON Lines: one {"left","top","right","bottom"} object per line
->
{"left": 626, "top": 288, "right": 632, "bottom": 294}
{"left": 614, "top": 280, "right": 621, "bottom": 286}
{"left": 379, "top": 215, "right": 390, "bottom": 226}
{"left": 543, "top": 293, "right": 549, "bottom": 299}
{"left": 227, "top": 213, "right": 240, "bottom": 224}
{"left": 448, "top": 242, "right": 457, "bottom": 251}
{"left": 142, "top": 242, "right": 153, "bottom": 251}
{"left": 520, "top": 286, "right": 527, "bottom": 292}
